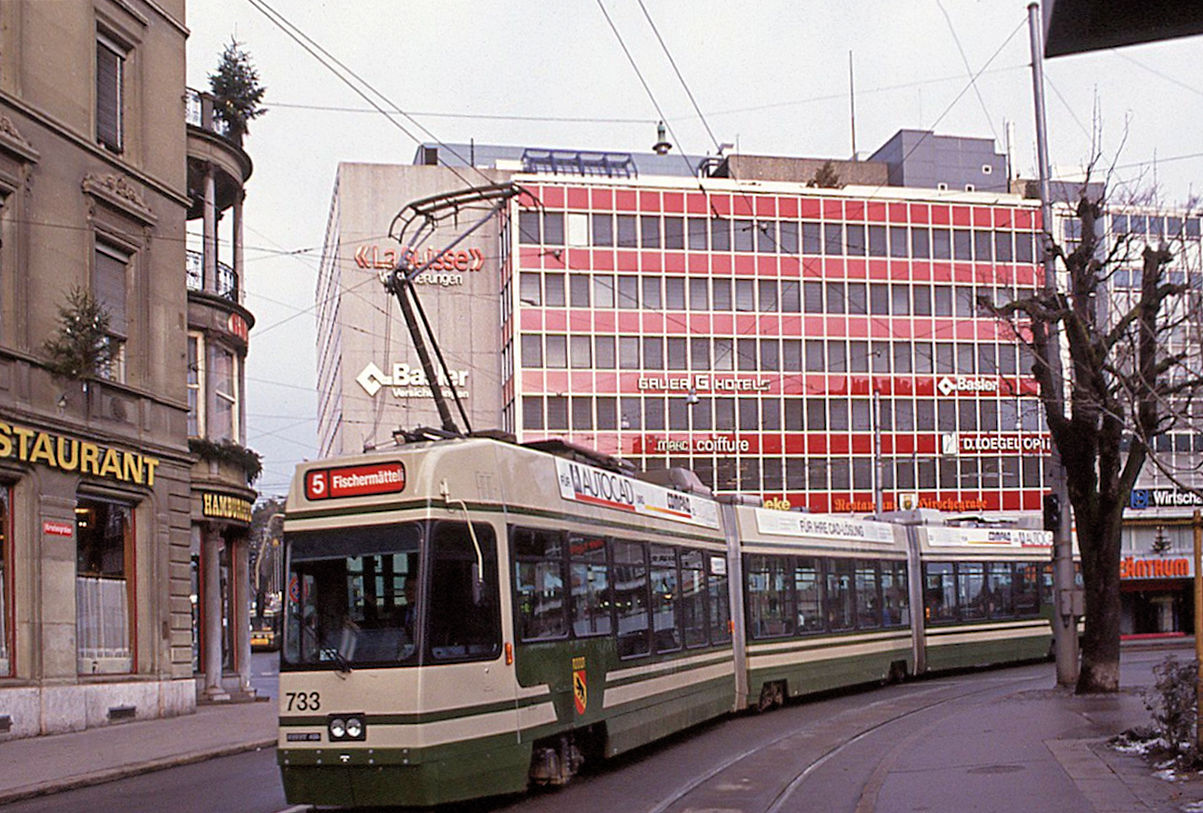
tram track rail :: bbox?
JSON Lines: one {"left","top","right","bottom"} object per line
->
{"left": 649, "top": 671, "right": 1047, "bottom": 813}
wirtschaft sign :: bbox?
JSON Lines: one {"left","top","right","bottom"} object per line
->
{"left": 1128, "top": 487, "right": 1203, "bottom": 510}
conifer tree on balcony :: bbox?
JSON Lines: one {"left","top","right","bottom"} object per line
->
{"left": 208, "top": 37, "right": 266, "bottom": 143}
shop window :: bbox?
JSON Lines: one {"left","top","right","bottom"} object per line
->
{"left": 0, "top": 486, "right": 9, "bottom": 675}
{"left": 76, "top": 496, "right": 133, "bottom": 673}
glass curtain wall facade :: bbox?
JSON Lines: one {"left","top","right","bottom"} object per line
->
{"left": 504, "top": 180, "right": 1049, "bottom": 514}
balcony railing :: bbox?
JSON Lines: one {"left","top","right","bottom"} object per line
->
{"left": 185, "top": 87, "right": 231, "bottom": 139}
{"left": 186, "top": 249, "right": 239, "bottom": 302}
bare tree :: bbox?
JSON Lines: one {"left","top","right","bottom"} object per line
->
{"left": 997, "top": 189, "right": 1203, "bottom": 693}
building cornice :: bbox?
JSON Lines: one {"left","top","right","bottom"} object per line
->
{"left": 0, "top": 91, "right": 190, "bottom": 208}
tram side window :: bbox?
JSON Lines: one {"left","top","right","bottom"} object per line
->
{"left": 1014, "top": 563, "right": 1041, "bottom": 616}
{"left": 650, "top": 545, "right": 681, "bottom": 653}
{"left": 746, "top": 554, "right": 794, "bottom": 639}
{"left": 794, "top": 557, "right": 824, "bottom": 633}
{"left": 881, "top": 562, "right": 909, "bottom": 627}
{"left": 513, "top": 527, "right": 567, "bottom": 641}
{"left": 826, "top": 559, "right": 855, "bottom": 631}
{"left": 613, "top": 540, "right": 651, "bottom": 658}
{"left": 855, "top": 561, "right": 881, "bottom": 629}
{"left": 680, "top": 549, "right": 708, "bottom": 648}
{"left": 987, "top": 562, "right": 1014, "bottom": 617}
{"left": 428, "top": 522, "right": 500, "bottom": 661}
{"left": 708, "top": 554, "right": 731, "bottom": 644}
{"left": 957, "top": 562, "right": 987, "bottom": 621}
{"left": 569, "top": 535, "right": 611, "bottom": 637}
{"left": 924, "top": 563, "right": 957, "bottom": 623}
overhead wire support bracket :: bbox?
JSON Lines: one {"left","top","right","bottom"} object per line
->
{"left": 381, "top": 182, "right": 526, "bottom": 437}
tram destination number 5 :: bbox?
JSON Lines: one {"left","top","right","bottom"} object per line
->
{"left": 285, "top": 691, "right": 321, "bottom": 712}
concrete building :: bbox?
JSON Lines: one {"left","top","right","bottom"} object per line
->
{"left": 1082, "top": 207, "right": 1203, "bottom": 635}
{"left": 0, "top": 0, "right": 260, "bottom": 739}
{"left": 184, "top": 90, "right": 257, "bottom": 700}
{"left": 0, "top": 0, "right": 195, "bottom": 737}
{"left": 317, "top": 132, "right": 1056, "bottom": 519}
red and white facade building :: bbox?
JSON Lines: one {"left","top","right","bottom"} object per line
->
{"left": 501, "top": 176, "right": 1049, "bottom": 515}
{"left": 318, "top": 134, "right": 1056, "bottom": 521}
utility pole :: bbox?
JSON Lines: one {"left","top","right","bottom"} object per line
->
{"left": 1194, "top": 509, "right": 1202, "bottom": 752}
{"left": 1028, "top": 1, "right": 1079, "bottom": 687}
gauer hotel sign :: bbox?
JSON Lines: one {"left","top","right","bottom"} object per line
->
{"left": 0, "top": 421, "right": 159, "bottom": 485}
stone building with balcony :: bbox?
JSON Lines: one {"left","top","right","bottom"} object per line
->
{"left": 0, "top": 0, "right": 196, "bottom": 738}
{"left": 185, "top": 88, "right": 257, "bottom": 701}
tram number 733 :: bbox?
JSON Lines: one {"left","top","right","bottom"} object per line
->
{"left": 284, "top": 691, "right": 321, "bottom": 712}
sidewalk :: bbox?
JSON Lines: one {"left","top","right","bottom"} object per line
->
{"left": 0, "top": 699, "right": 276, "bottom": 805}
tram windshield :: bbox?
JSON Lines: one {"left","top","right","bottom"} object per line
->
{"left": 283, "top": 523, "right": 422, "bottom": 668}
{"left": 282, "top": 520, "right": 501, "bottom": 669}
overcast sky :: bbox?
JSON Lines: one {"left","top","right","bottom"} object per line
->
{"left": 184, "top": 1, "right": 1203, "bottom": 497}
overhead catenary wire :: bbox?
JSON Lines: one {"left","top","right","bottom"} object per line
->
{"left": 635, "top": 0, "right": 722, "bottom": 154}
{"left": 243, "top": 0, "right": 501, "bottom": 194}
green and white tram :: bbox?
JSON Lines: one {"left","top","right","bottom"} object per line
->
{"left": 277, "top": 434, "right": 1057, "bottom": 807}
{"left": 724, "top": 505, "right": 914, "bottom": 710}
{"left": 277, "top": 437, "right": 732, "bottom": 807}
{"left": 912, "top": 523, "right": 1054, "bottom": 672}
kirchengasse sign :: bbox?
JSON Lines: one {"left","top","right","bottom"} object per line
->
{"left": 0, "top": 421, "right": 160, "bottom": 485}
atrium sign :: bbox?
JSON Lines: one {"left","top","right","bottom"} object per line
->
{"left": 356, "top": 362, "right": 469, "bottom": 399}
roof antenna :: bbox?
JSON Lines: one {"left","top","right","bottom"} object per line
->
{"left": 849, "top": 50, "right": 858, "bottom": 160}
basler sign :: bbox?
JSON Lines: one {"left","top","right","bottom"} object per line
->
{"left": 356, "top": 362, "right": 469, "bottom": 399}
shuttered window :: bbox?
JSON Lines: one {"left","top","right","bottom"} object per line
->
{"left": 93, "top": 244, "right": 128, "bottom": 337}
{"left": 96, "top": 36, "right": 123, "bottom": 152}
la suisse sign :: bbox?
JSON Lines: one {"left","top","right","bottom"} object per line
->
{"left": 354, "top": 244, "right": 484, "bottom": 288}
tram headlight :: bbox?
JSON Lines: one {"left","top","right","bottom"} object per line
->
{"left": 327, "top": 713, "right": 367, "bottom": 741}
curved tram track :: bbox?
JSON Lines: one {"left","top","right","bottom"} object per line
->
{"left": 457, "top": 651, "right": 1170, "bottom": 813}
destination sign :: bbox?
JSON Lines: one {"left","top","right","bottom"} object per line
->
{"left": 305, "top": 461, "right": 406, "bottom": 501}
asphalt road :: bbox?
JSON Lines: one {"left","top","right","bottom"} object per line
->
{"left": 1, "top": 650, "right": 1183, "bottom": 813}
{"left": 250, "top": 649, "right": 280, "bottom": 699}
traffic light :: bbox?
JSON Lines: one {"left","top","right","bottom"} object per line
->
{"left": 1043, "top": 493, "right": 1061, "bottom": 532}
